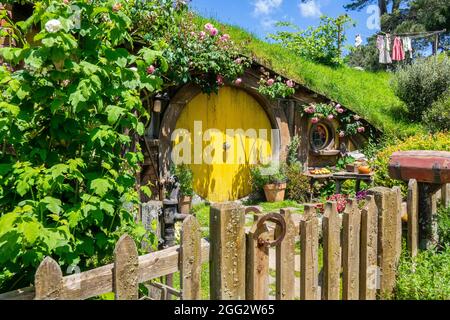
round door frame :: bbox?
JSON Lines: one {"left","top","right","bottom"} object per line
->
{"left": 158, "top": 81, "right": 291, "bottom": 181}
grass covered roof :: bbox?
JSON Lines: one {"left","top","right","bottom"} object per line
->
{"left": 194, "top": 16, "right": 424, "bottom": 137}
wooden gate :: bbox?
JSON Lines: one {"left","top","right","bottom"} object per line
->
{"left": 1, "top": 182, "right": 440, "bottom": 300}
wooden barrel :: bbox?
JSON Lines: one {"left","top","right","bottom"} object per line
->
{"left": 388, "top": 150, "right": 450, "bottom": 184}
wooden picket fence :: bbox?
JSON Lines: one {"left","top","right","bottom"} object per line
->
{"left": 0, "top": 182, "right": 447, "bottom": 300}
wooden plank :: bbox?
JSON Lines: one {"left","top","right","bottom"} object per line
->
{"left": 368, "top": 187, "right": 398, "bottom": 299}
{"left": 180, "top": 215, "right": 202, "bottom": 300}
{"left": 210, "top": 202, "right": 246, "bottom": 300}
{"left": 322, "top": 202, "right": 341, "bottom": 300}
{"left": 360, "top": 196, "right": 378, "bottom": 300}
{"left": 300, "top": 205, "right": 319, "bottom": 300}
{"left": 114, "top": 234, "right": 139, "bottom": 300}
{"left": 442, "top": 184, "right": 449, "bottom": 207}
{"left": 1, "top": 240, "right": 210, "bottom": 300}
{"left": 246, "top": 216, "right": 270, "bottom": 300}
{"left": 407, "top": 179, "right": 419, "bottom": 257}
{"left": 392, "top": 186, "right": 403, "bottom": 264}
{"left": 342, "top": 199, "right": 361, "bottom": 300}
{"left": 34, "top": 257, "right": 63, "bottom": 300}
{"left": 275, "top": 209, "right": 296, "bottom": 300}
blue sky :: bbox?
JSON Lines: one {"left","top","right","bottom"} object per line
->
{"left": 191, "top": 0, "right": 382, "bottom": 49}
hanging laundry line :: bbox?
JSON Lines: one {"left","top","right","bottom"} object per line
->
{"left": 375, "top": 29, "right": 447, "bottom": 64}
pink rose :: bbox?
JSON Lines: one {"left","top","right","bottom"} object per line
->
{"left": 63, "top": 0, "right": 70, "bottom": 4}
{"left": 204, "top": 23, "right": 214, "bottom": 31}
{"left": 234, "top": 78, "right": 242, "bottom": 85}
{"left": 286, "top": 79, "right": 295, "bottom": 88}
{"left": 209, "top": 28, "right": 218, "bottom": 36}
{"left": 353, "top": 115, "right": 361, "bottom": 121}
{"left": 220, "top": 34, "right": 230, "bottom": 42}
{"left": 216, "top": 75, "right": 224, "bottom": 86}
{"left": 335, "top": 104, "right": 341, "bottom": 110}
{"left": 147, "top": 65, "right": 155, "bottom": 75}
{"left": 311, "top": 117, "right": 319, "bottom": 124}
{"left": 327, "top": 114, "right": 334, "bottom": 120}
{"left": 339, "top": 131, "right": 345, "bottom": 138}
{"left": 199, "top": 31, "right": 206, "bottom": 40}
{"left": 112, "top": 2, "right": 122, "bottom": 12}
{"left": 235, "top": 58, "right": 242, "bottom": 65}
{"left": 357, "top": 127, "right": 365, "bottom": 133}
{"left": 337, "top": 108, "right": 344, "bottom": 114}
{"left": 190, "top": 31, "right": 196, "bottom": 37}
{"left": 267, "top": 78, "right": 275, "bottom": 86}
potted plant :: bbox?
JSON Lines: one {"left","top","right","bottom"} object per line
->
{"left": 251, "top": 162, "right": 287, "bottom": 202}
{"left": 171, "top": 164, "right": 194, "bottom": 214}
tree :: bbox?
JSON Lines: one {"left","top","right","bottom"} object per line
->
{"left": 268, "top": 15, "right": 355, "bottom": 66}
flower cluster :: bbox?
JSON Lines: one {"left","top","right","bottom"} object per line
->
{"left": 327, "top": 194, "right": 349, "bottom": 213}
{"left": 301, "top": 102, "right": 367, "bottom": 137}
{"left": 257, "top": 67, "right": 296, "bottom": 99}
{"left": 163, "top": 16, "right": 249, "bottom": 94}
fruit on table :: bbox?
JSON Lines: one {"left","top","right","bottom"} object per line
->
{"left": 358, "top": 166, "right": 371, "bottom": 174}
{"left": 310, "top": 168, "right": 331, "bottom": 175}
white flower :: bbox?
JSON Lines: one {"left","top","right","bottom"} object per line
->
{"left": 45, "top": 19, "right": 62, "bottom": 33}
{"left": 129, "top": 67, "right": 138, "bottom": 72}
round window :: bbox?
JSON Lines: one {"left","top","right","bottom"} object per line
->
{"left": 310, "top": 122, "right": 333, "bottom": 151}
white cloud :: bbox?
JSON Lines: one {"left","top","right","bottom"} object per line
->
{"left": 298, "top": 0, "right": 322, "bottom": 18}
{"left": 253, "top": 0, "right": 283, "bottom": 16}
{"left": 261, "top": 17, "right": 277, "bottom": 29}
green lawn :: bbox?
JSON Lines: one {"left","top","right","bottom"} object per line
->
{"left": 194, "top": 16, "right": 424, "bottom": 138}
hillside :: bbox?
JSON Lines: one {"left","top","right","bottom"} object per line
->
{"left": 195, "top": 16, "right": 424, "bottom": 137}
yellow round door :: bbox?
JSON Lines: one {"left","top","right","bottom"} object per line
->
{"left": 172, "top": 86, "right": 273, "bottom": 202}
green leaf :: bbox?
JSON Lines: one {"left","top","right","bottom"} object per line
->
{"left": 0, "top": 102, "right": 20, "bottom": 116}
{"left": 105, "top": 105, "right": 125, "bottom": 125}
{"left": 136, "top": 122, "right": 145, "bottom": 135}
{"left": 100, "top": 201, "right": 115, "bottom": 215}
{"left": 0, "top": 212, "right": 18, "bottom": 236}
{"left": 90, "top": 178, "right": 112, "bottom": 197}
{"left": 19, "top": 220, "right": 41, "bottom": 244}
{"left": 42, "top": 197, "right": 62, "bottom": 215}
{"left": 140, "top": 185, "right": 152, "bottom": 198}
{"left": 0, "top": 163, "right": 12, "bottom": 176}
{"left": 16, "top": 180, "right": 30, "bottom": 197}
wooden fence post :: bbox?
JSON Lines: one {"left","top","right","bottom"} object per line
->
{"left": 322, "top": 202, "right": 341, "bottom": 300}
{"left": 210, "top": 203, "right": 246, "bottom": 300}
{"left": 392, "top": 186, "right": 403, "bottom": 264}
{"left": 407, "top": 179, "right": 419, "bottom": 257}
{"left": 246, "top": 215, "right": 270, "bottom": 300}
{"left": 275, "top": 209, "right": 296, "bottom": 300}
{"left": 34, "top": 257, "right": 63, "bottom": 300}
{"left": 180, "top": 215, "right": 202, "bottom": 300}
{"left": 368, "top": 187, "right": 399, "bottom": 299}
{"left": 300, "top": 205, "right": 319, "bottom": 300}
{"left": 360, "top": 195, "right": 378, "bottom": 300}
{"left": 342, "top": 199, "right": 361, "bottom": 300}
{"left": 442, "top": 184, "right": 449, "bottom": 208}
{"left": 114, "top": 234, "right": 139, "bottom": 300}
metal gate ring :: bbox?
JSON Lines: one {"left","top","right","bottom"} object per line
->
{"left": 256, "top": 212, "right": 286, "bottom": 247}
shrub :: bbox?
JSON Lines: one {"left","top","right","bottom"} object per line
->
{"left": 395, "top": 246, "right": 450, "bottom": 300}
{"left": 393, "top": 55, "right": 450, "bottom": 121}
{"left": 438, "top": 205, "right": 450, "bottom": 247}
{"left": 285, "top": 162, "right": 310, "bottom": 203}
{"left": 250, "top": 162, "right": 287, "bottom": 193}
{"left": 371, "top": 133, "right": 450, "bottom": 193}
{"left": 423, "top": 91, "right": 450, "bottom": 133}
{"left": 171, "top": 164, "right": 194, "bottom": 197}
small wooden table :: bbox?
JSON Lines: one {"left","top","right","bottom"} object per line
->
{"left": 304, "top": 172, "right": 334, "bottom": 201}
{"left": 333, "top": 172, "right": 374, "bottom": 194}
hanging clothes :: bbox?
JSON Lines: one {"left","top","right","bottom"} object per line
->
{"left": 355, "top": 34, "right": 363, "bottom": 47}
{"left": 392, "top": 37, "right": 405, "bottom": 61}
{"left": 377, "top": 35, "right": 392, "bottom": 64}
{"left": 402, "top": 37, "right": 413, "bottom": 58}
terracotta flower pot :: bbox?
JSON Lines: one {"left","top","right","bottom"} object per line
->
{"left": 178, "top": 195, "right": 192, "bottom": 214}
{"left": 263, "top": 183, "right": 287, "bottom": 203}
